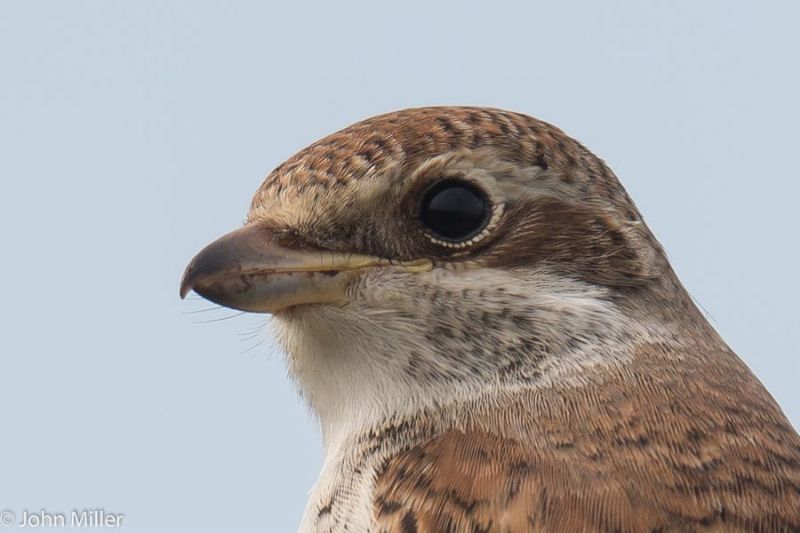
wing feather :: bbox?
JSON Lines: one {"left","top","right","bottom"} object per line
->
{"left": 372, "top": 344, "right": 800, "bottom": 532}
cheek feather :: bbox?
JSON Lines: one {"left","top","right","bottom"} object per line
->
{"left": 484, "top": 198, "right": 658, "bottom": 288}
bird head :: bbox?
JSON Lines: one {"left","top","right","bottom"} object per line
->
{"left": 181, "top": 107, "right": 683, "bottom": 440}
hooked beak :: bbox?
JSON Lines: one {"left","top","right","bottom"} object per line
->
{"left": 180, "top": 225, "right": 431, "bottom": 313}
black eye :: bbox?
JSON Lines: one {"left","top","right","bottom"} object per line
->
{"left": 420, "top": 179, "right": 490, "bottom": 242}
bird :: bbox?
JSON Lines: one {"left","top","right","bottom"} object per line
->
{"left": 180, "top": 107, "right": 800, "bottom": 532}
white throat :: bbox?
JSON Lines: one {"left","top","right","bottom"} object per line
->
{"left": 274, "top": 267, "right": 660, "bottom": 449}
{"left": 277, "top": 267, "right": 676, "bottom": 533}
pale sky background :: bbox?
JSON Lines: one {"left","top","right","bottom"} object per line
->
{"left": 1, "top": 1, "right": 798, "bottom": 532}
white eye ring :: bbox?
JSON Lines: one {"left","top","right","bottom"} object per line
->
{"left": 419, "top": 179, "right": 493, "bottom": 243}
{"left": 423, "top": 200, "right": 504, "bottom": 249}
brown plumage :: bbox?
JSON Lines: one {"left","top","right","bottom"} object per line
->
{"left": 374, "top": 341, "right": 800, "bottom": 532}
{"left": 181, "top": 107, "right": 800, "bottom": 532}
